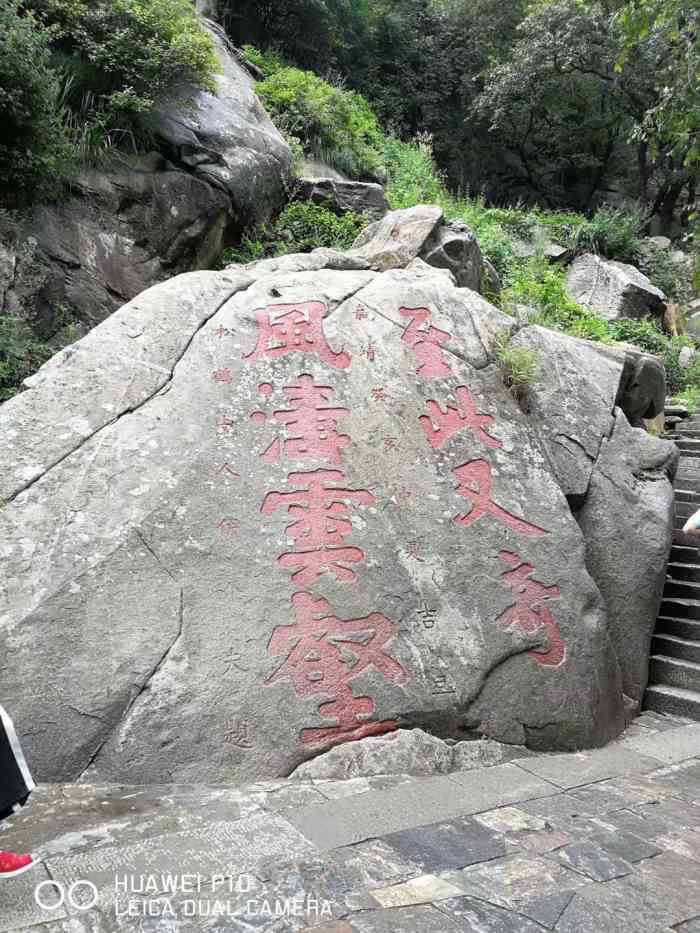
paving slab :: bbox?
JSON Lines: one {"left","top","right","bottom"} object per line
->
{"left": 286, "top": 768, "right": 555, "bottom": 850}
{"left": 514, "top": 745, "right": 663, "bottom": 789}
{"left": 379, "top": 816, "right": 505, "bottom": 873}
{"left": 546, "top": 839, "right": 634, "bottom": 881}
{"left": 0, "top": 863, "right": 67, "bottom": 933}
{"left": 454, "top": 852, "right": 589, "bottom": 905}
{"left": 369, "top": 873, "right": 463, "bottom": 908}
{"left": 343, "top": 904, "right": 466, "bottom": 932}
{"left": 620, "top": 723, "right": 700, "bottom": 765}
{"left": 438, "top": 895, "right": 548, "bottom": 932}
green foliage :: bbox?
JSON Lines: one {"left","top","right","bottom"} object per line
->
{"left": 617, "top": 0, "right": 699, "bottom": 167}
{"left": 0, "top": 0, "right": 74, "bottom": 200}
{"left": 635, "top": 243, "right": 693, "bottom": 302}
{"left": 241, "top": 44, "right": 287, "bottom": 78}
{"left": 34, "top": 0, "right": 219, "bottom": 133}
{"left": 494, "top": 331, "right": 540, "bottom": 408}
{"left": 0, "top": 315, "right": 53, "bottom": 401}
{"left": 565, "top": 207, "right": 646, "bottom": 262}
{"left": 383, "top": 135, "right": 449, "bottom": 211}
{"left": 504, "top": 261, "right": 613, "bottom": 341}
{"left": 222, "top": 202, "right": 368, "bottom": 265}
{"left": 0, "top": 0, "right": 219, "bottom": 197}
{"left": 254, "top": 59, "right": 385, "bottom": 179}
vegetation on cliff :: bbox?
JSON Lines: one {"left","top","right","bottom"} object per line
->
{"left": 0, "top": 0, "right": 218, "bottom": 202}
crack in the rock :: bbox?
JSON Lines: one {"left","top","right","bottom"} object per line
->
{"left": 5, "top": 278, "right": 252, "bottom": 505}
{"left": 77, "top": 587, "right": 184, "bottom": 781}
{"left": 135, "top": 529, "right": 177, "bottom": 583}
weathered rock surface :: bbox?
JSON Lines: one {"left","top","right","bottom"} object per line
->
{"left": 578, "top": 410, "right": 677, "bottom": 705}
{"left": 566, "top": 253, "right": 667, "bottom": 322}
{"left": 351, "top": 205, "right": 486, "bottom": 295}
{"left": 0, "top": 26, "right": 291, "bottom": 335}
{"left": 295, "top": 177, "right": 390, "bottom": 221}
{"left": 1, "top": 241, "right": 675, "bottom": 783}
{"left": 290, "top": 728, "right": 530, "bottom": 780}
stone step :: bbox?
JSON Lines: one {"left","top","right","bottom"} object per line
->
{"left": 660, "top": 598, "right": 700, "bottom": 620}
{"left": 655, "top": 616, "right": 700, "bottom": 640}
{"left": 643, "top": 684, "right": 700, "bottom": 720}
{"left": 667, "top": 562, "right": 700, "bottom": 583}
{"left": 652, "top": 634, "right": 700, "bottom": 664}
{"left": 664, "top": 579, "right": 700, "bottom": 600}
{"left": 674, "top": 476, "right": 700, "bottom": 492}
{"left": 676, "top": 443, "right": 700, "bottom": 457}
{"left": 649, "top": 654, "right": 700, "bottom": 692}
{"left": 676, "top": 501, "right": 700, "bottom": 519}
{"left": 677, "top": 429, "right": 700, "bottom": 438}
{"left": 664, "top": 404, "right": 690, "bottom": 417}
{"left": 675, "top": 489, "right": 700, "bottom": 504}
{"left": 670, "top": 545, "right": 700, "bottom": 564}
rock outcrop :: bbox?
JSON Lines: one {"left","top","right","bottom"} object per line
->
{"left": 351, "top": 205, "right": 484, "bottom": 294}
{"left": 0, "top": 236, "right": 676, "bottom": 784}
{"left": 295, "top": 177, "right": 390, "bottom": 221}
{"left": 0, "top": 25, "right": 291, "bottom": 337}
{"left": 565, "top": 253, "right": 667, "bottom": 322}
{"left": 290, "top": 728, "right": 531, "bottom": 780}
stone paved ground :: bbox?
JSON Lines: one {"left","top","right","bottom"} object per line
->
{"left": 1, "top": 713, "right": 700, "bottom": 932}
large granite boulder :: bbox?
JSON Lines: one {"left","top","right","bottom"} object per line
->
{"left": 0, "top": 246, "right": 676, "bottom": 784}
{"left": 295, "top": 177, "right": 390, "bottom": 222}
{"left": 565, "top": 253, "right": 667, "bottom": 322}
{"left": 351, "top": 205, "right": 484, "bottom": 294}
{"left": 578, "top": 411, "right": 677, "bottom": 706}
{"left": 0, "top": 25, "right": 291, "bottom": 336}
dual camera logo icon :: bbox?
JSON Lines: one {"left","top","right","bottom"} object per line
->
{"left": 35, "top": 880, "right": 99, "bottom": 912}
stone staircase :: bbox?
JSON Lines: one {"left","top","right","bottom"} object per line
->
{"left": 644, "top": 406, "right": 700, "bottom": 719}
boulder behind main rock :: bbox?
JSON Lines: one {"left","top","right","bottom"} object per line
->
{"left": 566, "top": 253, "right": 667, "bottom": 322}
{"left": 351, "top": 205, "right": 483, "bottom": 293}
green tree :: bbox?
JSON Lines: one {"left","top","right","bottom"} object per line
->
{"left": 29, "top": 0, "right": 219, "bottom": 137}
{"left": 0, "top": 0, "right": 73, "bottom": 201}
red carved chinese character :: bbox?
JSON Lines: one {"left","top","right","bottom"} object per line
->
{"left": 401, "top": 307, "right": 454, "bottom": 378}
{"left": 216, "top": 415, "right": 235, "bottom": 435}
{"left": 260, "top": 375, "right": 350, "bottom": 466}
{"left": 216, "top": 518, "right": 240, "bottom": 535}
{"left": 384, "top": 437, "right": 398, "bottom": 451}
{"left": 420, "top": 387, "right": 501, "bottom": 451}
{"left": 364, "top": 343, "right": 376, "bottom": 362}
{"left": 371, "top": 387, "right": 388, "bottom": 402}
{"left": 243, "top": 302, "right": 350, "bottom": 370}
{"left": 218, "top": 463, "right": 240, "bottom": 479}
{"left": 355, "top": 307, "right": 368, "bottom": 321}
{"left": 497, "top": 551, "right": 565, "bottom": 667}
{"left": 262, "top": 470, "right": 375, "bottom": 586}
{"left": 214, "top": 325, "right": 231, "bottom": 338}
{"left": 211, "top": 368, "right": 233, "bottom": 384}
{"left": 452, "top": 460, "right": 548, "bottom": 537}
{"left": 266, "top": 592, "right": 408, "bottom": 746}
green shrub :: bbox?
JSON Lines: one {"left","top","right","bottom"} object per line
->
{"left": 0, "top": 0, "right": 74, "bottom": 200}
{"left": 635, "top": 244, "right": 693, "bottom": 303}
{"left": 0, "top": 316, "right": 54, "bottom": 401}
{"left": 565, "top": 206, "right": 646, "bottom": 262}
{"left": 383, "top": 135, "right": 450, "bottom": 211}
{"left": 241, "top": 44, "right": 286, "bottom": 78}
{"left": 254, "top": 60, "right": 384, "bottom": 180}
{"left": 494, "top": 331, "right": 540, "bottom": 409}
{"left": 503, "top": 261, "right": 612, "bottom": 341}
{"left": 222, "top": 202, "right": 369, "bottom": 265}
